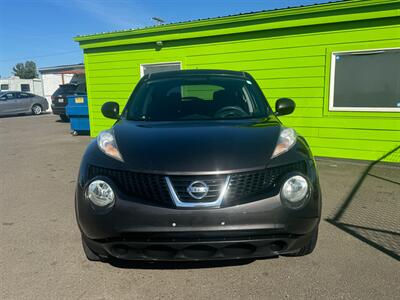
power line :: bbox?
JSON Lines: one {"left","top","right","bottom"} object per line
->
{"left": 0, "top": 50, "right": 81, "bottom": 63}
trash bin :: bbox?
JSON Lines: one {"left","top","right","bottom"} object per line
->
{"left": 66, "top": 95, "right": 90, "bottom": 136}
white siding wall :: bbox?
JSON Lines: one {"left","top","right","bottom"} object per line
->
{"left": 41, "top": 74, "right": 74, "bottom": 110}
{"left": 0, "top": 77, "right": 44, "bottom": 96}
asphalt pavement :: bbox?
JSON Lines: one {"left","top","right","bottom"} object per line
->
{"left": 1, "top": 114, "right": 399, "bottom": 300}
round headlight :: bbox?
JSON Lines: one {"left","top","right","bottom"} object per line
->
{"left": 281, "top": 175, "right": 309, "bottom": 208}
{"left": 86, "top": 180, "right": 115, "bottom": 207}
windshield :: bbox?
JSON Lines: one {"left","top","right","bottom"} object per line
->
{"left": 75, "top": 82, "right": 87, "bottom": 94}
{"left": 125, "top": 76, "right": 270, "bottom": 121}
{"left": 53, "top": 84, "right": 77, "bottom": 96}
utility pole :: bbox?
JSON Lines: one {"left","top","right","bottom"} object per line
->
{"left": 152, "top": 17, "right": 165, "bottom": 26}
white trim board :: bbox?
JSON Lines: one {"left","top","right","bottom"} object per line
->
{"left": 328, "top": 47, "right": 400, "bottom": 113}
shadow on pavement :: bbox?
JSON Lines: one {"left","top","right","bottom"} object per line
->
{"left": 55, "top": 119, "right": 69, "bottom": 123}
{"left": 0, "top": 112, "right": 51, "bottom": 119}
{"left": 326, "top": 145, "right": 400, "bottom": 261}
{"left": 107, "top": 257, "right": 260, "bottom": 269}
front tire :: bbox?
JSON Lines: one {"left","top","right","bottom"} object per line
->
{"left": 81, "top": 236, "right": 102, "bottom": 261}
{"left": 31, "top": 104, "right": 42, "bottom": 115}
{"left": 59, "top": 114, "right": 69, "bottom": 122}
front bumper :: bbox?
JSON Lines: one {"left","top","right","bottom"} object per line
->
{"left": 82, "top": 229, "right": 317, "bottom": 261}
{"left": 76, "top": 172, "right": 321, "bottom": 260}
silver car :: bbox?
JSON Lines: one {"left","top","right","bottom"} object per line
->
{"left": 0, "top": 91, "right": 49, "bottom": 116}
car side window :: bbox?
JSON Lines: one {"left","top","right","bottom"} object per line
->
{"left": 1, "top": 93, "right": 15, "bottom": 101}
{"left": 19, "top": 93, "right": 30, "bottom": 99}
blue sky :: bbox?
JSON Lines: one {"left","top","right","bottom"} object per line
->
{"left": 0, "top": 0, "right": 338, "bottom": 77}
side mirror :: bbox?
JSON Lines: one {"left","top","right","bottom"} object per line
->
{"left": 101, "top": 101, "right": 120, "bottom": 119}
{"left": 275, "top": 98, "right": 295, "bottom": 116}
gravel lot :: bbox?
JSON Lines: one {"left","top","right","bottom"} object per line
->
{"left": 1, "top": 114, "right": 399, "bottom": 300}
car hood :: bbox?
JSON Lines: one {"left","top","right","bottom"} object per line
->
{"left": 113, "top": 117, "right": 282, "bottom": 174}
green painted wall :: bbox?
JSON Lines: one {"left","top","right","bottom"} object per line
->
{"left": 76, "top": 0, "right": 400, "bottom": 162}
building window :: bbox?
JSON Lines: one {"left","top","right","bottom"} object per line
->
{"left": 329, "top": 48, "right": 400, "bottom": 112}
{"left": 21, "top": 84, "right": 31, "bottom": 92}
{"left": 1, "top": 84, "right": 9, "bottom": 90}
{"left": 140, "top": 62, "right": 181, "bottom": 77}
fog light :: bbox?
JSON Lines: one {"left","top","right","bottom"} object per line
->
{"left": 281, "top": 175, "right": 309, "bottom": 208}
{"left": 86, "top": 180, "right": 115, "bottom": 207}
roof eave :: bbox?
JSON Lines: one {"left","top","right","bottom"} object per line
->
{"left": 74, "top": 0, "right": 400, "bottom": 49}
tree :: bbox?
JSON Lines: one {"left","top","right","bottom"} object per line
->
{"left": 12, "top": 61, "right": 38, "bottom": 79}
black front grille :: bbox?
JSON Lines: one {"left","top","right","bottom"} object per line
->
{"left": 88, "top": 161, "right": 307, "bottom": 207}
{"left": 88, "top": 166, "right": 172, "bottom": 206}
{"left": 227, "top": 162, "right": 306, "bottom": 202}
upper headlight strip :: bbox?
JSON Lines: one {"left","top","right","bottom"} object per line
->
{"left": 97, "top": 129, "right": 124, "bottom": 162}
{"left": 271, "top": 127, "right": 297, "bottom": 158}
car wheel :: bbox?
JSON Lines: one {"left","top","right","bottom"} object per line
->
{"left": 81, "top": 235, "right": 102, "bottom": 261}
{"left": 285, "top": 227, "right": 318, "bottom": 257}
{"left": 60, "top": 114, "right": 69, "bottom": 122}
{"left": 31, "top": 104, "right": 42, "bottom": 115}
